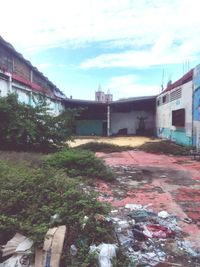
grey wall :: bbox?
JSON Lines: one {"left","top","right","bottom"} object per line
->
{"left": 110, "top": 110, "right": 155, "bottom": 135}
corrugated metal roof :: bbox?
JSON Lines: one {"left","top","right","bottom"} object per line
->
{"left": 160, "top": 69, "right": 193, "bottom": 95}
{"left": 0, "top": 36, "right": 66, "bottom": 99}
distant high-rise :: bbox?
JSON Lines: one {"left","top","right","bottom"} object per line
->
{"left": 95, "top": 86, "right": 113, "bottom": 103}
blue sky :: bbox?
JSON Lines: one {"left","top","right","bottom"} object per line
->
{"left": 1, "top": 0, "right": 200, "bottom": 100}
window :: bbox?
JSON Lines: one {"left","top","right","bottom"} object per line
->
{"left": 157, "top": 98, "right": 161, "bottom": 106}
{"left": 162, "top": 94, "right": 168, "bottom": 104}
{"left": 172, "top": 108, "right": 185, "bottom": 127}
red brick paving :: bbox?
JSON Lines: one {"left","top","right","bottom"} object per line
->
{"left": 96, "top": 151, "right": 200, "bottom": 248}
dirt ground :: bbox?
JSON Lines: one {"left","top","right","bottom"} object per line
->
{"left": 94, "top": 150, "right": 200, "bottom": 266}
{"left": 68, "top": 136, "right": 157, "bottom": 147}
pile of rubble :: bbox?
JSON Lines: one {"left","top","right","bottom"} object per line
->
{"left": 100, "top": 203, "right": 200, "bottom": 266}
{"left": 1, "top": 204, "right": 200, "bottom": 266}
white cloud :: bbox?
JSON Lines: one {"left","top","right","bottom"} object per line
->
{"left": 105, "top": 75, "right": 160, "bottom": 100}
{"left": 79, "top": 39, "right": 198, "bottom": 69}
{"left": 1, "top": 0, "right": 200, "bottom": 68}
{"left": 0, "top": 1, "right": 199, "bottom": 49}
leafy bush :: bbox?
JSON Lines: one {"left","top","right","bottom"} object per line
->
{"left": 43, "top": 149, "right": 114, "bottom": 181}
{"left": 0, "top": 160, "right": 111, "bottom": 247}
{"left": 137, "top": 140, "right": 191, "bottom": 155}
{"left": 76, "top": 142, "right": 131, "bottom": 153}
{"left": 0, "top": 94, "right": 78, "bottom": 152}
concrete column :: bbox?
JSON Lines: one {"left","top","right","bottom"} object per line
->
{"left": 107, "top": 105, "right": 110, "bottom": 136}
{"left": 8, "top": 73, "right": 12, "bottom": 93}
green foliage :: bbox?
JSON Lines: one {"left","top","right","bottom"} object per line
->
{"left": 137, "top": 140, "right": 192, "bottom": 155}
{"left": 0, "top": 159, "right": 111, "bottom": 247}
{"left": 0, "top": 94, "right": 78, "bottom": 152}
{"left": 43, "top": 149, "right": 114, "bottom": 181}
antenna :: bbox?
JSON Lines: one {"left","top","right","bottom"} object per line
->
{"left": 161, "top": 68, "right": 165, "bottom": 91}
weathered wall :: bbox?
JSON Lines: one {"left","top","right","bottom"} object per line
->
{"left": 0, "top": 75, "right": 10, "bottom": 97}
{"left": 110, "top": 110, "right": 155, "bottom": 135}
{"left": 0, "top": 46, "right": 13, "bottom": 72}
{"left": 13, "top": 57, "right": 30, "bottom": 81}
{"left": 0, "top": 39, "right": 65, "bottom": 116}
{"left": 76, "top": 120, "right": 103, "bottom": 136}
{"left": 156, "top": 80, "right": 193, "bottom": 146}
{"left": 193, "top": 88, "right": 200, "bottom": 149}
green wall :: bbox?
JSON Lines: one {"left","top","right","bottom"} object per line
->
{"left": 76, "top": 120, "right": 103, "bottom": 136}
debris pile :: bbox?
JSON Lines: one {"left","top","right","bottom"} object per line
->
{"left": 104, "top": 203, "right": 200, "bottom": 266}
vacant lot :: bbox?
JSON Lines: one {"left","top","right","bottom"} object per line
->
{"left": 94, "top": 150, "right": 200, "bottom": 266}
{"left": 68, "top": 136, "right": 157, "bottom": 147}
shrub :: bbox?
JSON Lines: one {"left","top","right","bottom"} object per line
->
{"left": 137, "top": 140, "right": 191, "bottom": 155}
{"left": 0, "top": 94, "right": 78, "bottom": 152}
{"left": 75, "top": 142, "right": 131, "bottom": 153}
{"left": 43, "top": 149, "right": 114, "bottom": 181}
{"left": 0, "top": 160, "right": 111, "bottom": 247}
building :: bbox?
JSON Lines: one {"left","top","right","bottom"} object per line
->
{"left": 156, "top": 70, "right": 193, "bottom": 147}
{"left": 64, "top": 96, "right": 156, "bottom": 136}
{"left": 0, "top": 36, "right": 66, "bottom": 115}
{"left": 193, "top": 65, "right": 200, "bottom": 150}
{"left": 95, "top": 86, "right": 113, "bottom": 103}
{"left": 1, "top": 36, "right": 200, "bottom": 150}
{"left": 109, "top": 96, "right": 156, "bottom": 136}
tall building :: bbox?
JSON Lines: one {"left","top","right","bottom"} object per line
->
{"left": 95, "top": 86, "right": 113, "bottom": 103}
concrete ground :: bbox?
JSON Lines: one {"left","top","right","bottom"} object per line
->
{"left": 95, "top": 150, "right": 200, "bottom": 266}
{"left": 68, "top": 136, "right": 157, "bottom": 147}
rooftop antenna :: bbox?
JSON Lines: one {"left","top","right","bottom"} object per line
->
{"left": 187, "top": 59, "right": 190, "bottom": 71}
{"left": 161, "top": 69, "right": 165, "bottom": 91}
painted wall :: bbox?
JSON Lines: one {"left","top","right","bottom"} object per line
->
{"left": 76, "top": 120, "right": 103, "bottom": 136}
{"left": 156, "top": 80, "right": 193, "bottom": 146}
{"left": 0, "top": 73, "right": 64, "bottom": 116}
{"left": 110, "top": 110, "right": 155, "bottom": 135}
{"left": 0, "top": 77, "right": 10, "bottom": 97}
{"left": 193, "top": 65, "right": 200, "bottom": 150}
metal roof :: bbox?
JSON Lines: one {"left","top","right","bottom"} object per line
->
{"left": 0, "top": 36, "right": 66, "bottom": 99}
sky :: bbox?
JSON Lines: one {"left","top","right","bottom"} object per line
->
{"left": 1, "top": 0, "right": 200, "bottom": 100}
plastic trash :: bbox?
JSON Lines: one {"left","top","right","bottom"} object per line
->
{"left": 177, "top": 241, "right": 200, "bottom": 258}
{"left": 90, "top": 244, "right": 118, "bottom": 267}
{"left": 146, "top": 224, "right": 174, "bottom": 238}
{"left": 117, "top": 233, "right": 134, "bottom": 248}
{"left": 82, "top": 215, "right": 89, "bottom": 229}
{"left": 0, "top": 233, "right": 34, "bottom": 267}
{"left": 116, "top": 220, "right": 130, "bottom": 229}
{"left": 1, "top": 233, "right": 32, "bottom": 257}
{"left": 158, "top": 211, "right": 169, "bottom": 219}
{"left": 128, "top": 210, "right": 156, "bottom": 222}
{"left": 0, "top": 254, "right": 33, "bottom": 267}
{"left": 70, "top": 244, "right": 78, "bottom": 256}
{"left": 132, "top": 225, "right": 147, "bottom": 241}
{"left": 125, "top": 204, "right": 143, "bottom": 210}
{"left": 183, "top": 217, "right": 193, "bottom": 224}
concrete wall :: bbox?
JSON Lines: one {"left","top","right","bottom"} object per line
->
{"left": 110, "top": 110, "right": 155, "bottom": 135}
{"left": 193, "top": 88, "right": 200, "bottom": 150}
{"left": 0, "top": 72, "right": 64, "bottom": 116}
{"left": 76, "top": 120, "right": 103, "bottom": 136}
{"left": 0, "top": 39, "right": 66, "bottom": 116}
{"left": 156, "top": 80, "right": 193, "bottom": 146}
{"left": 0, "top": 75, "right": 10, "bottom": 97}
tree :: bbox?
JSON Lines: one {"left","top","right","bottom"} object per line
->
{"left": 0, "top": 93, "right": 78, "bottom": 152}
